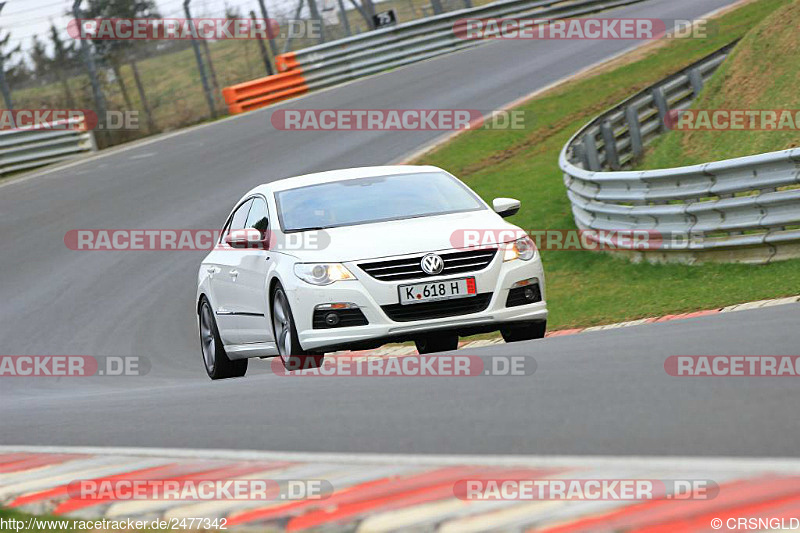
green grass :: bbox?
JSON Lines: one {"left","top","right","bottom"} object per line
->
{"left": 414, "top": 0, "right": 800, "bottom": 329}
{"left": 638, "top": 0, "right": 800, "bottom": 169}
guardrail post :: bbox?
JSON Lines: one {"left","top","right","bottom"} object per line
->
{"left": 184, "top": 0, "right": 217, "bottom": 119}
{"left": 0, "top": 54, "right": 11, "bottom": 110}
{"left": 72, "top": 0, "right": 109, "bottom": 144}
{"left": 688, "top": 68, "right": 704, "bottom": 96}
{"left": 362, "top": 0, "right": 377, "bottom": 27}
{"left": 337, "top": 0, "right": 353, "bottom": 36}
{"left": 250, "top": 10, "right": 274, "bottom": 75}
{"left": 582, "top": 134, "right": 601, "bottom": 172}
{"left": 201, "top": 40, "right": 222, "bottom": 109}
{"left": 651, "top": 87, "right": 669, "bottom": 132}
{"left": 257, "top": 0, "right": 279, "bottom": 57}
{"left": 0, "top": 3, "right": 12, "bottom": 110}
{"left": 625, "top": 105, "right": 643, "bottom": 159}
{"left": 600, "top": 120, "right": 620, "bottom": 170}
{"left": 572, "top": 143, "right": 585, "bottom": 167}
{"left": 88, "top": 129, "right": 98, "bottom": 152}
{"left": 307, "top": 0, "right": 328, "bottom": 44}
{"left": 283, "top": 0, "right": 307, "bottom": 53}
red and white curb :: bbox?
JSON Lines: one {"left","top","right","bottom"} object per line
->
{"left": 1, "top": 447, "right": 800, "bottom": 531}
{"left": 343, "top": 295, "right": 800, "bottom": 357}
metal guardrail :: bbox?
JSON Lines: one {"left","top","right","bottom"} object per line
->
{"left": 223, "top": 0, "right": 649, "bottom": 113}
{"left": 0, "top": 117, "right": 96, "bottom": 176}
{"left": 560, "top": 43, "right": 800, "bottom": 264}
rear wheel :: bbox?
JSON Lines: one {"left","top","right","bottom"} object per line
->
{"left": 199, "top": 298, "right": 248, "bottom": 380}
{"left": 415, "top": 333, "right": 459, "bottom": 354}
{"left": 501, "top": 321, "right": 547, "bottom": 343}
{"left": 272, "top": 285, "right": 324, "bottom": 371}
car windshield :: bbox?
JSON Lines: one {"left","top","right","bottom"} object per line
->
{"left": 275, "top": 172, "right": 485, "bottom": 232}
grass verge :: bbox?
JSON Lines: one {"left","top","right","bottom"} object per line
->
{"left": 639, "top": 0, "right": 800, "bottom": 168}
{"left": 413, "top": 0, "right": 800, "bottom": 329}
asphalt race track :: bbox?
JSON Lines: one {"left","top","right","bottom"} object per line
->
{"left": 5, "top": 0, "right": 795, "bottom": 457}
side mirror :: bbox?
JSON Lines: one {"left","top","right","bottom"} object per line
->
{"left": 226, "top": 228, "right": 267, "bottom": 249}
{"left": 493, "top": 198, "right": 521, "bottom": 218}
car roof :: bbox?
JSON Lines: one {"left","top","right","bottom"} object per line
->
{"left": 244, "top": 165, "right": 447, "bottom": 197}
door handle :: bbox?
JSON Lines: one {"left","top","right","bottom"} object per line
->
{"left": 229, "top": 269, "right": 239, "bottom": 279}
{"left": 207, "top": 267, "right": 218, "bottom": 274}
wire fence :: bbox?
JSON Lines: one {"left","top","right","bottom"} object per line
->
{"left": 2, "top": 0, "right": 485, "bottom": 150}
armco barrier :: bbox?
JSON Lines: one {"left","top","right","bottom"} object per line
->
{"left": 560, "top": 43, "right": 800, "bottom": 264}
{"left": 223, "top": 0, "right": 649, "bottom": 114}
{"left": 222, "top": 71, "right": 309, "bottom": 114}
{"left": 0, "top": 116, "right": 96, "bottom": 176}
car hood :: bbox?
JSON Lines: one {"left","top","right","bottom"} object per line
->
{"left": 280, "top": 209, "right": 524, "bottom": 263}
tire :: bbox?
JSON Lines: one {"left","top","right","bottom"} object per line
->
{"left": 501, "top": 320, "right": 547, "bottom": 343}
{"left": 199, "top": 298, "right": 248, "bottom": 380}
{"left": 415, "top": 333, "right": 459, "bottom": 354}
{"left": 272, "top": 284, "right": 324, "bottom": 371}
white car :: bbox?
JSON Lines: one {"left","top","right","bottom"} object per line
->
{"left": 197, "top": 165, "right": 547, "bottom": 379}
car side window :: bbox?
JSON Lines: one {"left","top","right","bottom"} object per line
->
{"left": 245, "top": 197, "right": 269, "bottom": 238}
{"left": 222, "top": 199, "right": 253, "bottom": 243}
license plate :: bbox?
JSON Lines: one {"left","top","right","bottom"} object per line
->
{"left": 398, "top": 277, "right": 477, "bottom": 305}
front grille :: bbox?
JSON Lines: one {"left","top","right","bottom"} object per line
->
{"left": 506, "top": 283, "right": 542, "bottom": 307}
{"left": 359, "top": 248, "right": 498, "bottom": 282}
{"left": 312, "top": 308, "right": 369, "bottom": 329}
{"left": 381, "top": 293, "right": 492, "bottom": 322}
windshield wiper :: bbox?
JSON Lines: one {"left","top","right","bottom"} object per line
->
{"left": 286, "top": 226, "right": 329, "bottom": 233}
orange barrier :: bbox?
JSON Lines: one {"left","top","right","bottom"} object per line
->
{"left": 222, "top": 66, "right": 308, "bottom": 114}
{"left": 275, "top": 52, "right": 299, "bottom": 73}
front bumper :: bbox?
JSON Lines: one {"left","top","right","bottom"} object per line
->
{"left": 286, "top": 250, "right": 548, "bottom": 351}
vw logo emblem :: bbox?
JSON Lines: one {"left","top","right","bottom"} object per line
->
{"left": 420, "top": 253, "right": 444, "bottom": 275}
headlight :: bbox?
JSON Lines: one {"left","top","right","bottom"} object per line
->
{"left": 503, "top": 236, "right": 536, "bottom": 262}
{"left": 294, "top": 263, "right": 356, "bottom": 285}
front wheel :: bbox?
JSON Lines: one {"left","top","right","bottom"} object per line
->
{"left": 199, "top": 298, "right": 248, "bottom": 380}
{"left": 415, "top": 333, "right": 459, "bottom": 354}
{"left": 501, "top": 321, "right": 547, "bottom": 343}
{"left": 272, "top": 285, "right": 324, "bottom": 371}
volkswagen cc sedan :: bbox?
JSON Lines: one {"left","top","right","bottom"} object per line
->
{"left": 197, "top": 166, "right": 547, "bottom": 379}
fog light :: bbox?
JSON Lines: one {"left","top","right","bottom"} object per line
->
{"left": 506, "top": 278, "right": 542, "bottom": 308}
{"left": 313, "top": 304, "right": 369, "bottom": 329}
{"left": 315, "top": 302, "right": 359, "bottom": 310}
